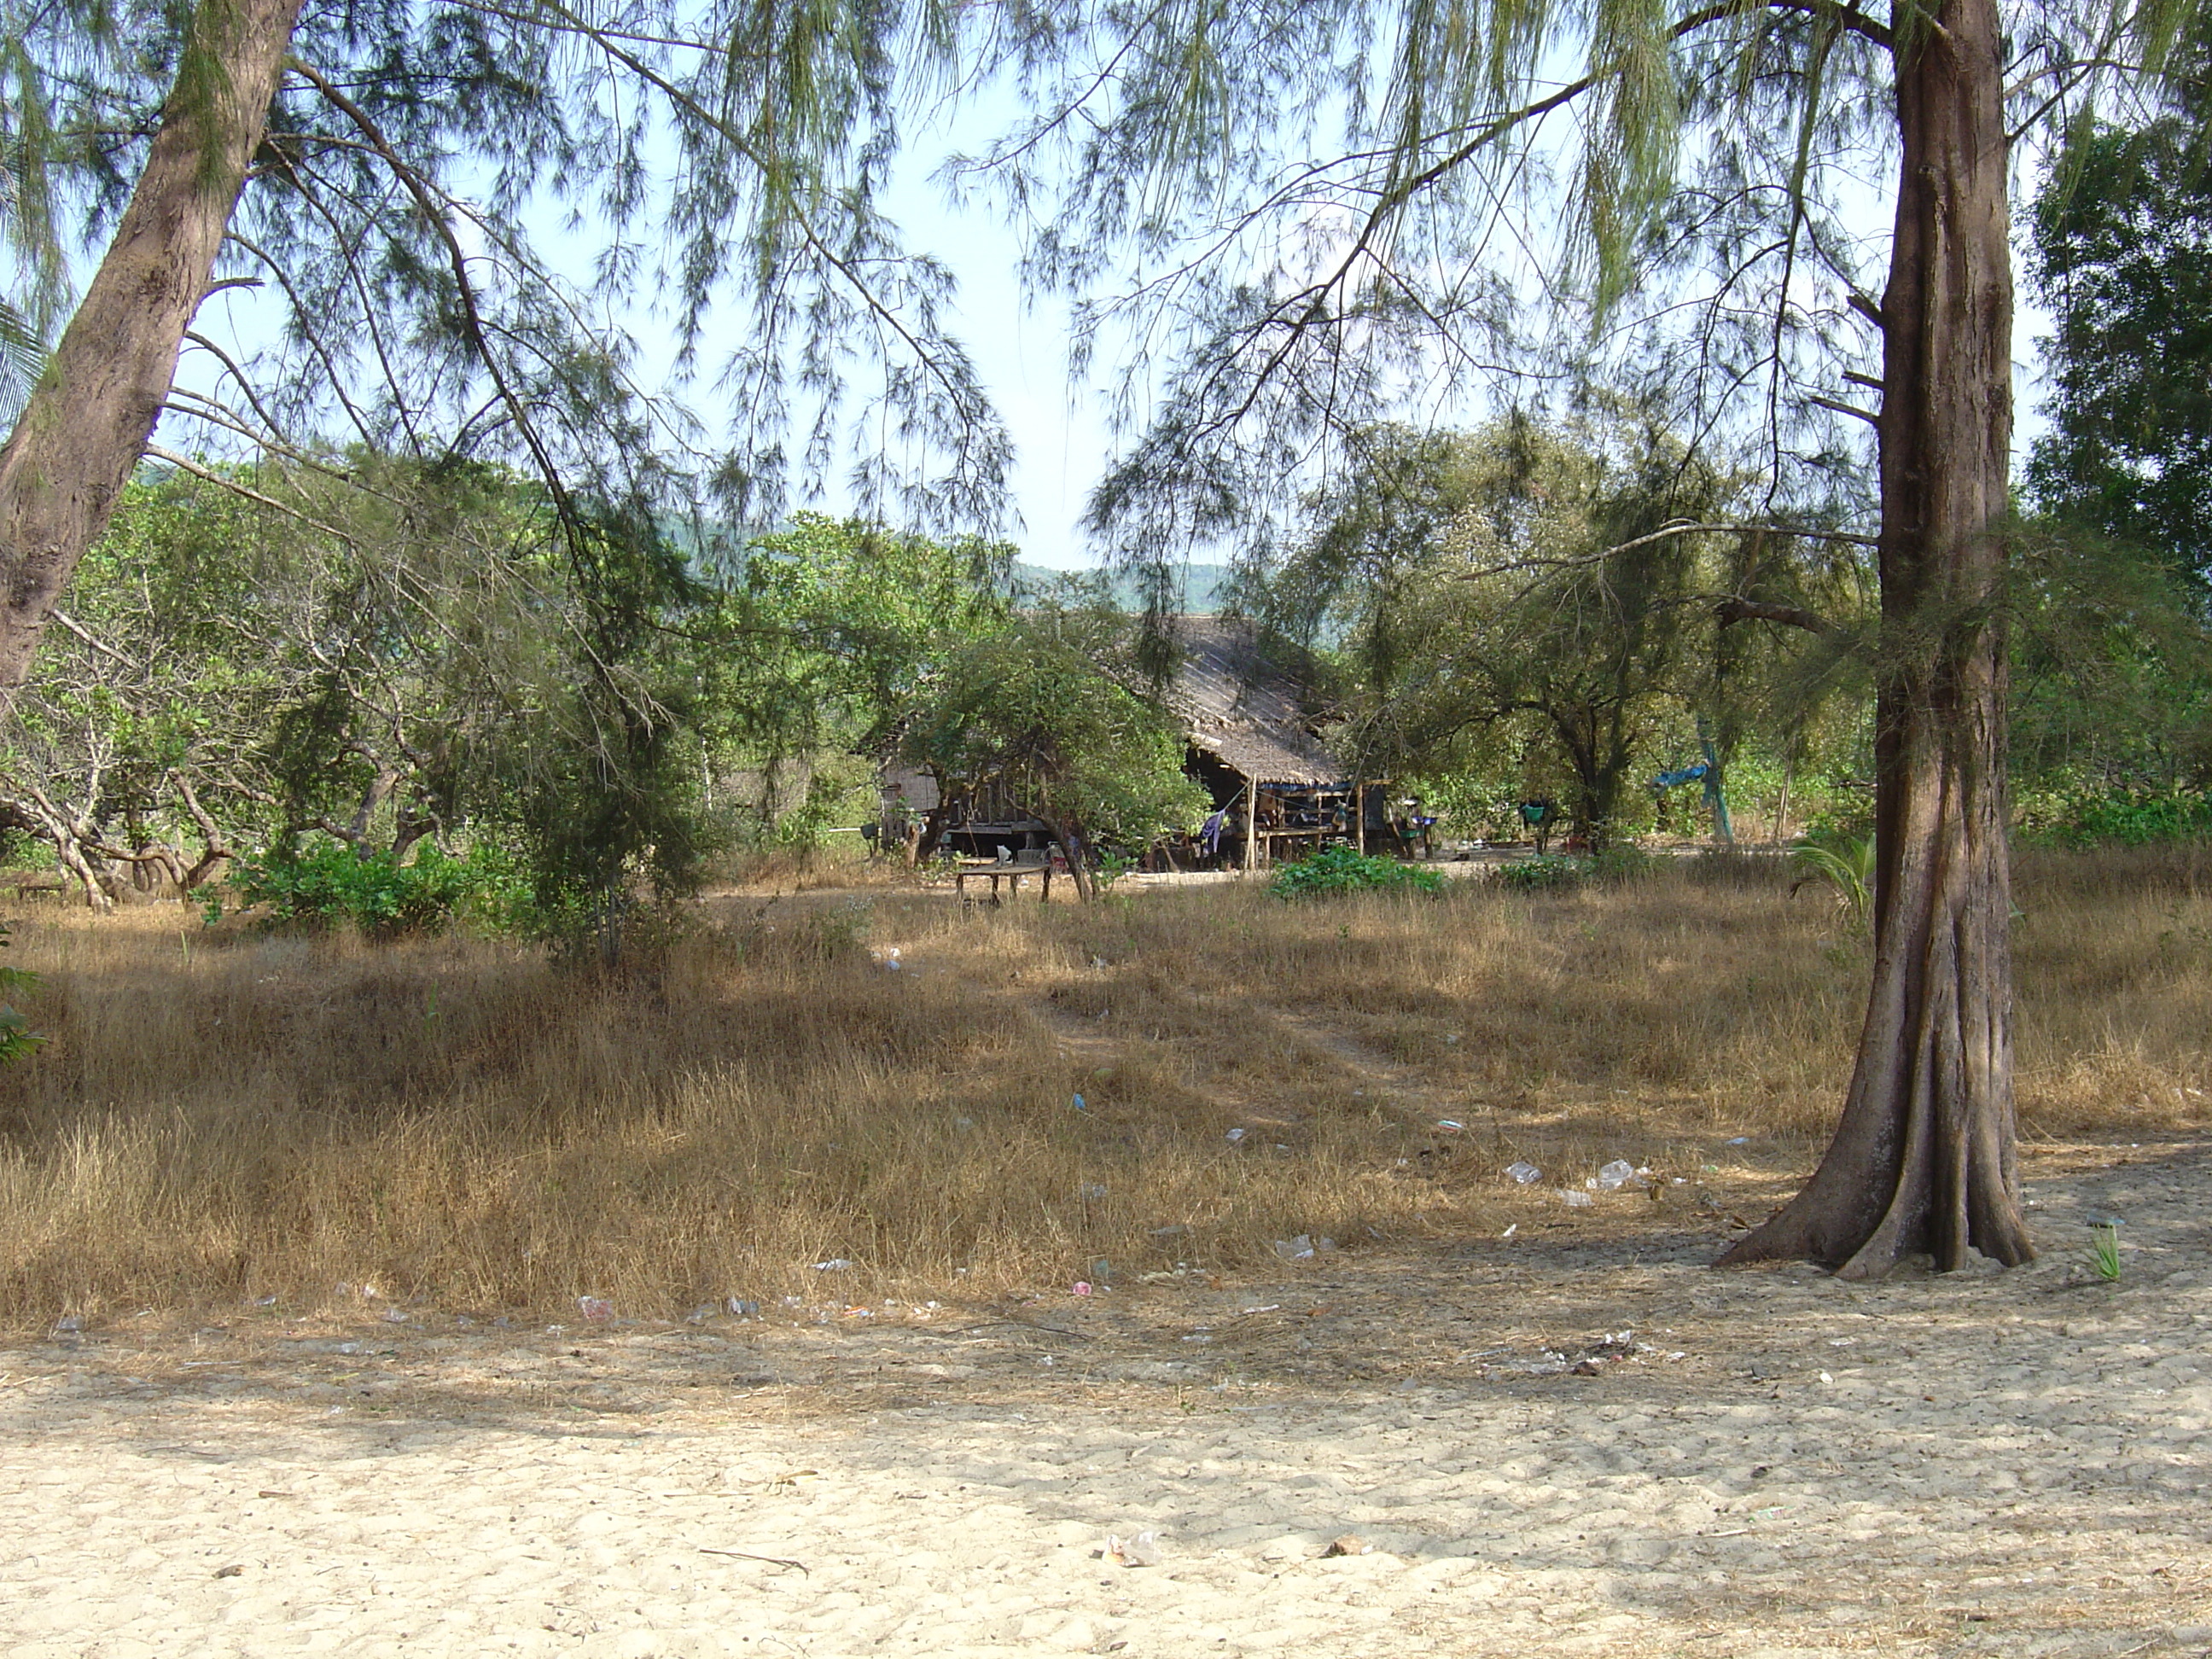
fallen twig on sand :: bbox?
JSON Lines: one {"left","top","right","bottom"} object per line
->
{"left": 700, "top": 1547, "right": 809, "bottom": 1575}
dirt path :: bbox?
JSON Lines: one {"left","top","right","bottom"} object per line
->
{"left": 7, "top": 1142, "right": 2211, "bottom": 1657}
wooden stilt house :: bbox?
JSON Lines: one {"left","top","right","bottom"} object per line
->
{"left": 1165, "top": 619, "right": 1379, "bottom": 868}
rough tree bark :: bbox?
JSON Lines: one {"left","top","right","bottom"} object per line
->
{"left": 0, "top": 0, "right": 306, "bottom": 713}
{"left": 1720, "top": 0, "right": 2035, "bottom": 1277}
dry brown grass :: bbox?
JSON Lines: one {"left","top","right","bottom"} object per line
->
{"left": 1, "top": 846, "right": 2206, "bottom": 1328}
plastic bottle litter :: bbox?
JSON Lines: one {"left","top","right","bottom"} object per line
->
{"left": 578, "top": 1296, "right": 613, "bottom": 1322}
{"left": 1726, "top": 1136, "right": 1749, "bottom": 1145}
{"left": 1108, "top": 1531, "right": 1164, "bottom": 1567}
{"left": 52, "top": 1315, "right": 83, "bottom": 1334}
{"left": 812, "top": 1258, "right": 854, "bottom": 1272}
{"left": 1071, "top": 1092, "right": 1087, "bottom": 1112}
{"left": 1273, "top": 1234, "right": 1318, "bottom": 1260}
{"left": 1435, "top": 1118, "right": 1465, "bottom": 1132}
{"left": 727, "top": 1298, "right": 761, "bottom": 1318}
{"left": 1505, "top": 1161, "right": 1542, "bottom": 1185}
{"left": 1558, "top": 1189, "right": 1595, "bottom": 1208}
{"left": 1225, "top": 1126, "right": 1248, "bottom": 1144}
{"left": 1596, "top": 1159, "right": 1636, "bottom": 1190}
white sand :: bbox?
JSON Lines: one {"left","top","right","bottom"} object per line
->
{"left": 7, "top": 1144, "right": 2212, "bottom": 1656}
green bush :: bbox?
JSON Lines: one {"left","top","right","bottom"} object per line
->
{"left": 212, "top": 842, "right": 532, "bottom": 939}
{"left": 1270, "top": 844, "right": 1443, "bottom": 899}
{"left": 2018, "top": 789, "right": 2212, "bottom": 849}
{"left": 0, "top": 924, "right": 44, "bottom": 1067}
{"left": 1495, "top": 854, "right": 1587, "bottom": 891}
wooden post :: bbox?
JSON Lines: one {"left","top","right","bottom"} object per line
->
{"left": 1354, "top": 783, "right": 1365, "bottom": 854}
{"left": 1243, "top": 780, "right": 1259, "bottom": 873}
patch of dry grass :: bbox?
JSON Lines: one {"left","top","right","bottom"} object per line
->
{"left": 0, "top": 847, "right": 2204, "bottom": 1327}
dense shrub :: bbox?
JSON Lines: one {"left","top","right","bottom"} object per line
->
{"left": 1269, "top": 845, "right": 1443, "bottom": 899}
{"left": 2018, "top": 789, "right": 2212, "bottom": 849}
{"left": 214, "top": 843, "right": 532, "bottom": 938}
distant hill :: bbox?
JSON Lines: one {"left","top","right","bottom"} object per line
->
{"left": 1011, "top": 562, "right": 1237, "bottom": 615}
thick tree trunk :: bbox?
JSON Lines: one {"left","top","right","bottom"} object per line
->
{"left": 1720, "top": 0, "right": 2034, "bottom": 1278}
{"left": 0, "top": 0, "right": 305, "bottom": 712}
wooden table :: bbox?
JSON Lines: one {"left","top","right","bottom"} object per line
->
{"left": 953, "top": 861, "right": 1054, "bottom": 903}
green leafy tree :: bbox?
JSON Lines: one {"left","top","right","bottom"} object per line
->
{"left": 0, "top": 471, "right": 306, "bottom": 905}
{"left": 899, "top": 607, "right": 1208, "bottom": 899}
{"left": 707, "top": 513, "right": 1012, "bottom": 838}
{"left": 1275, "top": 413, "right": 1862, "bottom": 847}
{"left": 2028, "top": 27, "right": 2212, "bottom": 584}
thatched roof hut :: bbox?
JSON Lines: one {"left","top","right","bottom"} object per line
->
{"left": 1163, "top": 618, "right": 1343, "bottom": 789}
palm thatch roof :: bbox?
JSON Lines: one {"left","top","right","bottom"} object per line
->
{"left": 1164, "top": 618, "right": 1345, "bottom": 786}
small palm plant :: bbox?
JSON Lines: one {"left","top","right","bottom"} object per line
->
{"left": 1790, "top": 832, "right": 1876, "bottom": 928}
{"left": 2087, "top": 1217, "right": 2122, "bottom": 1283}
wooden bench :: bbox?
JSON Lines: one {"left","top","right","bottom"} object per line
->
{"left": 952, "top": 860, "right": 1055, "bottom": 904}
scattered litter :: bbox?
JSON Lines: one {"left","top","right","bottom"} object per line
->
{"left": 1443, "top": 1033, "right": 1460, "bottom": 1045}
{"left": 254, "top": 1295, "right": 277, "bottom": 1308}
{"left": 1505, "top": 1161, "right": 1542, "bottom": 1184}
{"left": 213, "top": 1563, "right": 243, "bottom": 1580}
{"left": 1558, "top": 1190, "right": 1594, "bottom": 1208}
{"left": 1091, "top": 956, "right": 1109, "bottom": 969}
{"left": 1726, "top": 1136, "right": 1749, "bottom": 1145}
{"left": 52, "top": 1315, "right": 82, "bottom": 1334}
{"left": 1073, "top": 1282, "right": 1093, "bottom": 1296}
{"left": 1072, "top": 1093, "right": 1087, "bottom": 1112}
{"left": 728, "top": 1298, "right": 760, "bottom": 1318}
{"left": 1082, "top": 1183, "right": 1109, "bottom": 1201}
{"left": 1274, "top": 1235, "right": 1318, "bottom": 1260}
{"left": 1819, "top": 1371, "right": 1834, "bottom": 1384}
{"left": 1107, "top": 1531, "right": 1163, "bottom": 1567}
{"left": 1242, "top": 1304, "right": 1281, "bottom": 1314}
{"left": 1091, "top": 1259, "right": 1113, "bottom": 1284}
{"left": 686, "top": 1304, "right": 717, "bottom": 1324}
{"left": 1500, "top": 1224, "right": 1518, "bottom": 1240}
{"left": 811, "top": 1260, "right": 854, "bottom": 1272}
{"left": 1596, "top": 1159, "right": 1636, "bottom": 1190}
{"left": 779, "top": 1295, "right": 805, "bottom": 1307}
{"left": 882, "top": 948, "right": 902, "bottom": 971}
{"left": 1321, "top": 1534, "right": 1371, "bottom": 1558}
{"left": 578, "top": 1296, "right": 613, "bottom": 1323}
{"left": 335, "top": 1342, "right": 358, "bottom": 1355}
{"left": 952, "top": 1116, "right": 977, "bottom": 1132}
{"left": 1148, "top": 1225, "right": 1190, "bottom": 1237}
{"left": 383, "top": 1307, "right": 410, "bottom": 1324}
{"left": 1225, "top": 1127, "right": 1248, "bottom": 1144}
{"left": 1435, "top": 1118, "right": 1465, "bottom": 1132}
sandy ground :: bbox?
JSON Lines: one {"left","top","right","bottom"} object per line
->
{"left": 7, "top": 1141, "right": 2212, "bottom": 1658}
